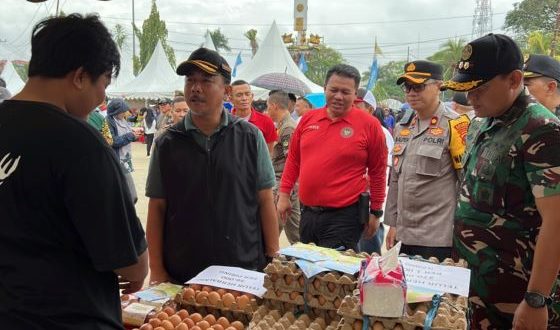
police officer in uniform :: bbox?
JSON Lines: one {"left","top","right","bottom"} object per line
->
{"left": 443, "top": 34, "right": 560, "bottom": 329}
{"left": 384, "top": 60, "right": 469, "bottom": 261}
{"left": 523, "top": 54, "right": 560, "bottom": 117}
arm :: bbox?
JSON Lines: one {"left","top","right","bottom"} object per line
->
{"left": 384, "top": 166, "right": 399, "bottom": 249}
{"left": 115, "top": 250, "right": 149, "bottom": 294}
{"left": 267, "top": 142, "right": 275, "bottom": 155}
{"left": 277, "top": 123, "right": 302, "bottom": 219}
{"left": 146, "top": 198, "right": 170, "bottom": 284}
{"left": 258, "top": 189, "right": 280, "bottom": 257}
{"left": 368, "top": 121, "right": 388, "bottom": 210}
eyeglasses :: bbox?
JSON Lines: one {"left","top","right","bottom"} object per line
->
{"left": 401, "top": 82, "right": 434, "bottom": 93}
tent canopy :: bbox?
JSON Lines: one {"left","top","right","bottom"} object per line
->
{"left": 235, "top": 21, "right": 323, "bottom": 95}
{"left": 107, "top": 48, "right": 136, "bottom": 93}
{"left": 1, "top": 61, "right": 25, "bottom": 95}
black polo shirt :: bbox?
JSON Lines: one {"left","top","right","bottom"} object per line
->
{"left": 0, "top": 100, "right": 147, "bottom": 329}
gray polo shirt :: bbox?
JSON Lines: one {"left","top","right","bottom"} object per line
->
{"left": 146, "top": 110, "right": 275, "bottom": 198}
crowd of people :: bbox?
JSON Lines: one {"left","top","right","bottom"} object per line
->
{"left": 1, "top": 13, "right": 560, "bottom": 330}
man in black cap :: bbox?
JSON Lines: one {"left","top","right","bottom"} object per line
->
{"left": 524, "top": 54, "right": 560, "bottom": 117}
{"left": 384, "top": 60, "right": 468, "bottom": 261}
{"left": 443, "top": 34, "right": 560, "bottom": 329}
{"left": 145, "top": 47, "right": 279, "bottom": 283}
{"left": 155, "top": 97, "right": 173, "bottom": 131}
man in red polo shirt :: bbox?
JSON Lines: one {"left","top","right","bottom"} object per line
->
{"left": 277, "top": 64, "right": 387, "bottom": 250}
{"left": 230, "top": 80, "right": 278, "bottom": 153}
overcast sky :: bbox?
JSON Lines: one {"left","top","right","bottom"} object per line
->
{"left": 0, "top": 0, "right": 517, "bottom": 72}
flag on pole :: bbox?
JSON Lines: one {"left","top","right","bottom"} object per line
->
{"left": 366, "top": 56, "right": 378, "bottom": 91}
{"left": 298, "top": 53, "right": 308, "bottom": 73}
{"left": 232, "top": 51, "right": 243, "bottom": 78}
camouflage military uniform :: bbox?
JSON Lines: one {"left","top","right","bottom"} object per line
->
{"left": 556, "top": 104, "right": 560, "bottom": 118}
{"left": 272, "top": 113, "right": 300, "bottom": 244}
{"left": 453, "top": 92, "right": 560, "bottom": 329}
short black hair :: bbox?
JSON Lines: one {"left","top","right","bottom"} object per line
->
{"left": 231, "top": 79, "right": 250, "bottom": 87}
{"left": 28, "top": 14, "right": 120, "bottom": 82}
{"left": 268, "top": 90, "right": 290, "bottom": 109}
{"left": 325, "top": 64, "right": 360, "bottom": 89}
{"left": 173, "top": 96, "right": 186, "bottom": 104}
{"left": 296, "top": 96, "right": 313, "bottom": 109}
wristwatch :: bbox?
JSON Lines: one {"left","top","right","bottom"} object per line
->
{"left": 524, "top": 291, "right": 552, "bottom": 308}
{"left": 370, "top": 209, "right": 384, "bottom": 218}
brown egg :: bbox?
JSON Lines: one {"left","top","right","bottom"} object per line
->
{"left": 229, "top": 290, "right": 241, "bottom": 298}
{"left": 393, "top": 325, "right": 404, "bottom": 330}
{"left": 196, "top": 291, "right": 209, "bottom": 304}
{"left": 211, "top": 325, "right": 224, "bottom": 330}
{"left": 161, "top": 320, "right": 175, "bottom": 330}
{"left": 157, "top": 312, "right": 169, "bottom": 321}
{"left": 207, "top": 291, "right": 221, "bottom": 305}
{"left": 222, "top": 293, "right": 235, "bottom": 308}
{"left": 270, "top": 274, "right": 278, "bottom": 282}
{"left": 327, "top": 282, "right": 337, "bottom": 292}
{"left": 163, "top": 306, "right": 176, "bottom": 315}
{"left": 297, "top": 276, "right": 305, "bottom": 287}
{"left": 236, "top": 295, "right": 250, "bottom": 309}
{"left": 334, "top": 297, "right": 341, "bottom": 308}
{"left": 177, "top": 309, "right": 189, "bottom": 320}
{"left": 372, "top": 322, "right": 385, "bottom": 330}
{"left": 191, "top": 327, "right": 202, "bottom": 330}
{"left": 225, "top": 328, "right": 237, "bottom": 330}
{"left": 190, "top": 284, "right": 202, "bottom": 291}
{"left": 140, "top": 324, "right": 154, "bottom": 330}
{"left": 318, "top": 296, "right": 326, "bottom": 306}
{"left": 202, "top": 286, "right": 213, "bottom": 293}
{"left": 149, "top": 318, "right": 162, "bottom": 328}
{"left": 288, "top": 292, "right": 299, "bottom": 300}
{"left": 285, "top": 275, "right": 294, "bottom": 285}
{"left": 184, "top": 318, "right": 196, "bottom": 328}
{"left": 312, "top": 278, "right": 321, "bottom": 290}
{"left": 183, "top": 288, "right": 196, "bottom": 301}
{"left": 216, "top": 288, "right": 227, "bottom": 297}
{"left": 154, "top": 327, "right": 166, "bottom": 330}
{"left": 203, "top": 314, "right": 216, "bottom": 325}
{"left": 190, "top": 313, "right": 203, "bottom": 323}
{"left": 216, "top": 317, "right": 230, "bottom": 328}
{"left": 353, "top": 319, "right": 363, "bottom": 330}
{"left": 230, "top": 321, "right": 244, "bottom": 330}
{"left": 168, "top": 315, "right": 182, "bottom": 327}
{"left": 175, "top": 323, "right": 189, "bottom": 330}
{"left": 197, "top": 320, "right": 211, "bottom": 330}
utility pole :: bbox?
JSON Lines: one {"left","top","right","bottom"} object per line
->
{"left": 472, "top": 0, "right": 493, "bottom": 38}
{"left": 550, "top": 0, "right": 560, "bottom": 57}
{"left": 132, "top": 0, "right": 136, "bottom": 63}
{"left": 407, "top": 46, "right": 410, "bottom": 62}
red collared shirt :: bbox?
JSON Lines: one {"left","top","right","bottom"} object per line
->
{"left": 232, "top": 108, "right": 278, "bottom": 143}
{"left": 280, "top": 107, "right": 387, "bottom": 209}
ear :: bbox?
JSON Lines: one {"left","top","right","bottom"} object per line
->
{"left": 225, "top": 85, "right": 232, "bottom": 97}
{"left": 546, "top": 80, "right": 558, "bottom": 94}
{"left": 70, "top": 67, "right": 87, "bottom": 90}
{"left": 510, "top": 70, "right": 524, "bottom": 90}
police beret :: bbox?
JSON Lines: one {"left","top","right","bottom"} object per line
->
{"left": 523, "top": 54, "right": 560, "bottom": 82}
{"left": 441, "top": 33, "right": 523, "bottom": 92}
{"left": 396, "top": 60, "right": 443, "bottom": 85}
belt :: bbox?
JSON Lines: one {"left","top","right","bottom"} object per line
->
{"left": 303, "top": 202, "right": 358, "bottom": 213}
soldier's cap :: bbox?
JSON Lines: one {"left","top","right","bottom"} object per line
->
{"left": 396, "top": 60, "right": 443, "bottom": 85}
{"left": 441, "top": 33, "right": 523, "bottom": 92}
{"left": 176, "top": 47, "right": 231, "bottom": 83}
{"left": 523, "top": 54, "right": 560, "bottom": 82}
{"left": 157, "top": 97, "right": 172, "bottom": 105}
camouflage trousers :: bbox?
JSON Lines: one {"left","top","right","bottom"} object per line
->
{"left": 273, "top": 186, "right": 300, "bottom": 245}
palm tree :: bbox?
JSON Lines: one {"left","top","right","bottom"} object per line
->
{"left": 113, "top": 24, "right": 127, "bottom": 51}
{"left": 524, "top": 31, "right": 552, "bottom": 55}
{"left": 428, "top": 38, "right": 467, "bottom": 80}
{"left": 209, "top": 29, "right": 231, "bottom": 52}
{"left": 244, "top": 29, "right": 259, "bottom": 57}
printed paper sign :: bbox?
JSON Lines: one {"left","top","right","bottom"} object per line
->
{"left": 399, "top": 258, "right": 471, "bottom": 303}
{"left": 186, "top": 266, "right": 266, "bottom": 297}
{"left": 280, "top": 243, "right": 363, "bottom": 275}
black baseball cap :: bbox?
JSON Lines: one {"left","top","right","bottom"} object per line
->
{"left": 396, "top": 60, "right": 443, "bottom": 85}
{"left": 523, "top": 54, "right": 560, "bottom": 82}
{"left": 442, "top": 33, "right": 523, "bottom": 92}
{"left": 176, "top": 47, "right": 232, "bottom": 83}
{"left": 157, "top": 97, "right": 172, "bottom": 105}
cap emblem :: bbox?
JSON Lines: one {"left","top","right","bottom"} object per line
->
{"left": 406, "top": 63, "right": 416, "bottom": 72}
{"left": 461, "top": 44, "right": 473, "bottom": 61}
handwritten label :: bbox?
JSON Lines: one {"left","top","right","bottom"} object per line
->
{"left": 186, "top": 266, "right": 266, "bottom": 297}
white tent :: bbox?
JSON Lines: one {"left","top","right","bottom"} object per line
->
{"left": 203, "top": 31, "right": 218, "bottom": 52}
{"left": 107, "top": 41, "right": 183, "bottom": 99}
{"left": 235, "top": 21, "right": 323, "bottom": 97}
{"left": 107, "top": 48, "right": 136, "bottom": 94}
{"left": 1, "top": 60, "right": 25, "bottom": 95}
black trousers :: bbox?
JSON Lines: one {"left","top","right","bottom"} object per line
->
{"left": 300, "top": 203, "right": 362, "bottom": 251}
{"left": 400, "top": 244, "right": 452, "bottom": 262}
{"left": 145, "top": 133, "right": 154, "bottom": 156}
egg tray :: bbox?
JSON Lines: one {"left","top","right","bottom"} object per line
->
{"left": 402, "top": 255, "right": 469, "bottom": 268}
{"left": 337, "top": 294, "right": 468, "bottom": 330}
{"left": 337, "top": 317, "right": 409, "bottom": 330}
{"left": 249, "top": 306, "right": 339, "bottom": 330}
{"left": 264, "top": 289, "right": 342, "bottom": 311}
{"left": 264, "top": 273, "right": 355, "bottom": 301}
{"left": 263, "top": 299, "right": 341, "bottom": 325}
{"left": 175, "top": 302, "right": 253, "bottom": 324}
{"left": 175, "top": 293, "right": 258, "bottom": 319}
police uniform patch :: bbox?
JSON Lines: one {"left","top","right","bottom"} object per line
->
{"left": 461, "top": 44, "right": 473, "bottom": 60}
{"left": 430, "top": 127, "right": 444, "bottom": 136}
{"left": 406, "top": 63, "right": 416, "bottom": 72}
{"left": 458, "top": 62, "right": 464, "bottom": 69}
{"left": 283, "top": 140, "right": 289, "bottom": 147}
{"left": 400, "top": 128, "right": 411, "bottom": 137}
{"left": 464, "top": 62, "right": 470, "bottom": 70}
{"left": 393, "top": 144, "right": 402, "bottom": 153}
{"left": 340, "top": 127, "right": 354, "bottom": 138}
{"left": 430, "top": 116, "right": 438, "bottom": 126}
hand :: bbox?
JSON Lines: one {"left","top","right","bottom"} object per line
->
{"left": 362, "top": 215, "right": 380, "bottom": 239}
{"left": 118, "top": 276, "right": 144, "bottom": 294}
{"left": 149, "top": 268, "right": 170, "bottom": 286}
{"left": 386, "top": 226, "right": 397, "bottom": 249}
{"left": 513, "top": 300, "right": 548, "bottom": 329}
{"left": 276, "top": 193, "right": 292, "bottom": 225}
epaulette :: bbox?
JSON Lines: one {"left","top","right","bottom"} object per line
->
{"left": 398, "top": 109, "right": 415, "bottom": 125}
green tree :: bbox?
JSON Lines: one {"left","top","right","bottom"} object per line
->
{"left": 304, "top": 45, "right": 345, "bottom": 86}
{"left": 504, "top": 0, "right": 558, "bottom": 36}
{"left": 371, "top": 60, "right": 407, "bottom": 102}
{"left": 428, "top": 38, "right": 466, "bottom": 80}
{"left": 113, "top": 24, "right": 127, "bottom": 51}
{"left": 133, "top": 0, "right": 175, "bottom": 75}
{"left": 209, "top": 29, "right": 231, "bottom": 52}
{"left": 524, "top": 31, "right": 553, "bottom": 54}
{"left": 244, "top": 29, "right": 259, "bottom": 57}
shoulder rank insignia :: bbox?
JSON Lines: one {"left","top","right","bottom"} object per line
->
{"left": 448, "top": 114, "right": 471, "bottom": 170}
